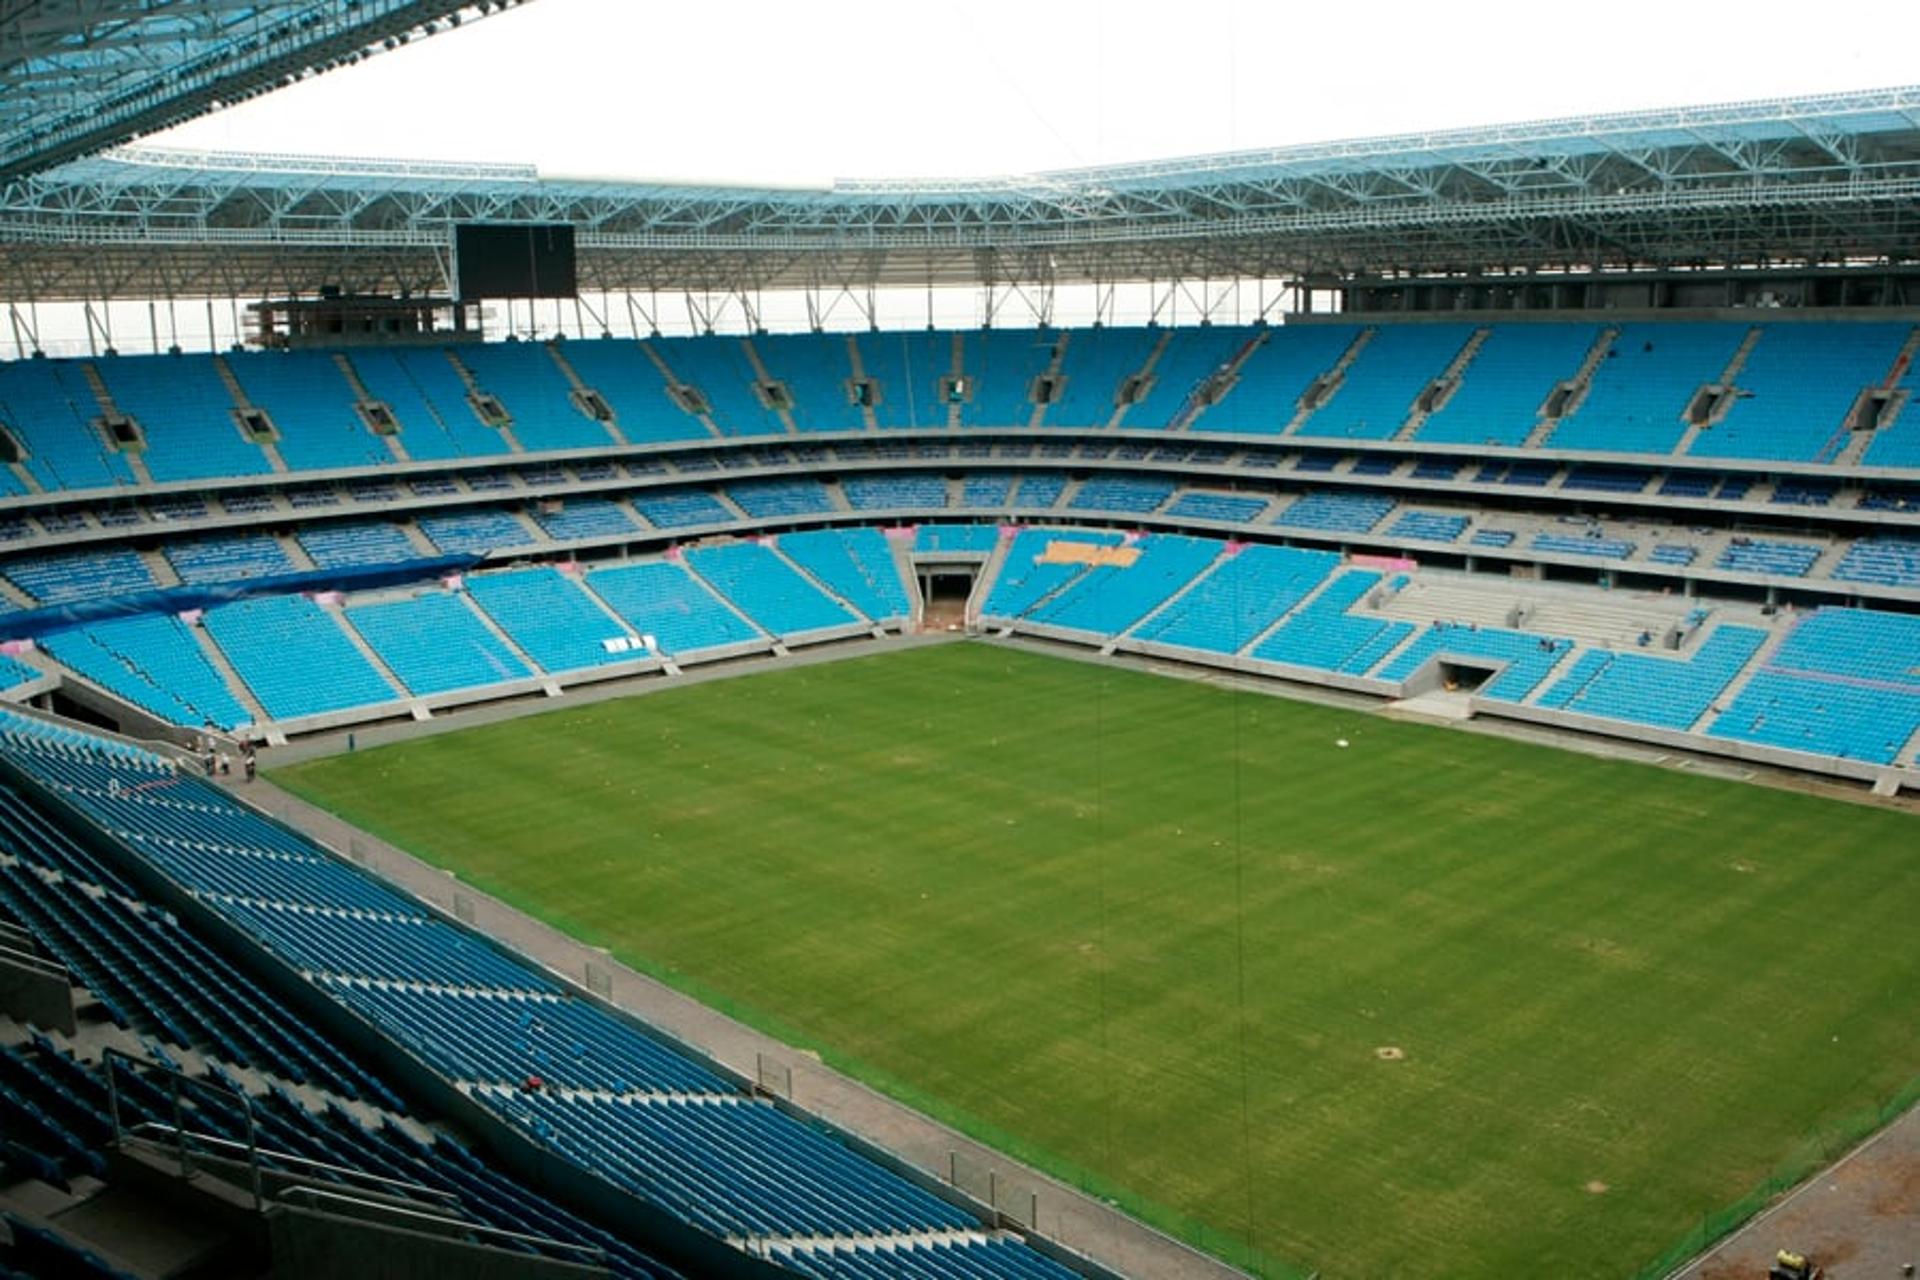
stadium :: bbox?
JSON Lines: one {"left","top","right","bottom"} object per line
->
{"left": 0, "top": 4, "right": 1917, "bottom": 1279}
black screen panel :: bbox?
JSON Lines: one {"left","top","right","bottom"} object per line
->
{"left": 454, "top": 223, "right": 577, "bottom": 300}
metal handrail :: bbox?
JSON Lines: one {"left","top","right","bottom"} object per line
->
{"left": 123, "top": 1121, "right": 460, "bottom": 1210}
{"left": 275, "top": 1185, "right": 606, "bottom": 1264}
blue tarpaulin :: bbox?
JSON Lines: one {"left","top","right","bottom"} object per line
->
{"left": 0, "top": 554, "right": 482, "bottom": 641}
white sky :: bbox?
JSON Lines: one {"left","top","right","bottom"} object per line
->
{"left": 155, "top": 0, "right": 1920, "bottom": 184}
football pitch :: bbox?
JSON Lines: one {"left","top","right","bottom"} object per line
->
{"left": 270, "top": 641, "right": 1920, "bottom": 1279}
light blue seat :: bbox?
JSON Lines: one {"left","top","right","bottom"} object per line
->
{"left": 685, "top": 542, "right": 854, "bottom": 635}
{"left": 749, "top": 333, "right": 866, "bottom": 433}
{"left": 1252, "top": 571, "right": 1411, "bottom": 673}
{"left": 1068, "top": 476, "right": 1174, "bottom": 514}
{"left": 345, "top": 348, "right": 505, "bottom": 460}
{"left": 779, "top": 530, "right": 910, "bottom": 623}
{"left": 93, "top": 354, "right": 271, "bottom": 482}
{"left": 1708, "top": 608, "right": 1920, "bottom": 763}
{"left": 1299, "top": 325, "right": 1471, "bottom": 440}
{"left": 1417, "top": 324, "right": 1600, "bottom": 446}
{"left": 959, "top": 330, "right": 1056, "bottom": 428}
{"left": 1028, "top": 534, "right": 1220, "bottom": 635}
{"left": 202, "top": 594, "right": 396, "bottom": 719}
{"left": 1549, "top": 323, "right": 1746, "bottom": 454}
{"left": 41, "top": 615, "right": 249, "bottom": 729}
{"left": 981, "top": 528, "right": 1124, "bottom": 618}
{"left": 586, "top": 560, "right": 762, "bottom": 655}
{"left": 552, "top": 338, "right": 710, "bottom": 445}
{"left": 1122, "top": 327, "right": 1252, "bottom": 428}
{"left": 0, "top": 359, "right": 136, "bottom": 491}
{"left": 1691, "top": 324, "right": 1908, "bottom": 462}
{"left": 458, "top": 343, "right": 610, "bottom": 452}
{"left": 467, "top": 568, "right": 633, "bottom": 672}
{"left": 346, "top": 593, "right": 531, "bottom": 693}
{"left": 1135, "top": 544, "right": 1339, "bottom": 653}
{"left": 1043, "top": 328, "right": 1158, "bottom": 428}
{"left": 226, "top": 351, "right": 390, "bottom": 471}
{"left": 1541, "top": 627, "right": 1767, "bottom": 729}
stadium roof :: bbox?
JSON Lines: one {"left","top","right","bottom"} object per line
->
{"left": 4, "top": 84, "right": 1920, "bottom": 302}
{"left": 0, "top": 1, "right": 511, "bottom": 182}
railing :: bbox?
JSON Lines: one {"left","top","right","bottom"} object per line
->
{"left": 101, "top": 1048, "right": 605, "bottom": 1268}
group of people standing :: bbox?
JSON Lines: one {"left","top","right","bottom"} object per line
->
{"left": 200, "top": 735, "right": 257, "bottom": 783}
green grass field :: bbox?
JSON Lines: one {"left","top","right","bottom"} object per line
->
{"left": 270, "top": 642, "right": 1920, "bottom": 1279}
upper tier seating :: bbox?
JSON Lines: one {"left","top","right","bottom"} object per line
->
{"left": 0, "top": 359, "right": 136, "bottom": 491}
{"left": 1709, "top": 608, "right": 1920, "bottom": 763}
{"left": 1132, "top": 543, "right": 1340, "bottom": 653}
{"left": 853, "top": 330, "right": 953, "bottom": 430}
{"left": 1416, "top": 324, "right": 1600, "bottom": 447}
{"left": 1045, "top": 328, "right": 1158, "bottom": 428}
{"left": 779, "top": 529, "right": 911, "bottom": 623}
{"left": 1861, "top": 346, "right": 1920, "bottom": 467}
{"left": 458, "top": 342, "right": 611, "bottom": 452}
{"left": 1300, "top": 325, "right": 1472, "bottom": 440}
{"left": 346, "top": 348, "right": 505, "bottom": 460}
{"left": 467, "top": 567, "right": 633, "bottom": 672}
{"left": 1539, "top": 626, "right": 1767, "bottom": 729}
{"left": 1122, "top": 327, "right": 1251, "bottom": 429}
{"left": 93, "top": 354, "right": 271, "bottom": 483}
{"left": 1691, "top": 323, "right": 1909, "bottom": 462}
{"left": 226, "top": 351, "right": 391, "bottom": 472}
{"left": 959, "top": 330, "right": 1056, "bottom": 428}
{"left": 555, "top": 338, "right": 710, "bottom": 445}
{"left": 685, "top": 542, "right": 855, "bottom": 635}
{"left": 652, "top": 333, "right": 787, "bottom": 437}
{"left": 202, "top": 594, "right": 396, "bottom": 719}
{"left": 750, "top": 333, "right": 867, "bottom": 433}
{"left": 584, "top": 560, "right": 762, "bottom": 654}
{"left": 1252, "top": 571, "right": 1412, "bottom": 673}
{"left": 1195, "top": 325, "right": 1358, "bottom": 436}
{"left": 41, "top": 614, "right": 250, "bottom": 730}
{"left": 1549, "top": 323, "right": 1748, "bottom": 454}
{"left": 345, "top": 592, "right": 531, "bottom": 696}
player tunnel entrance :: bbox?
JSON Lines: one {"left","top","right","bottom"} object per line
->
{"left": 915, "top": 565, "right": 977, "bottom": 630}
